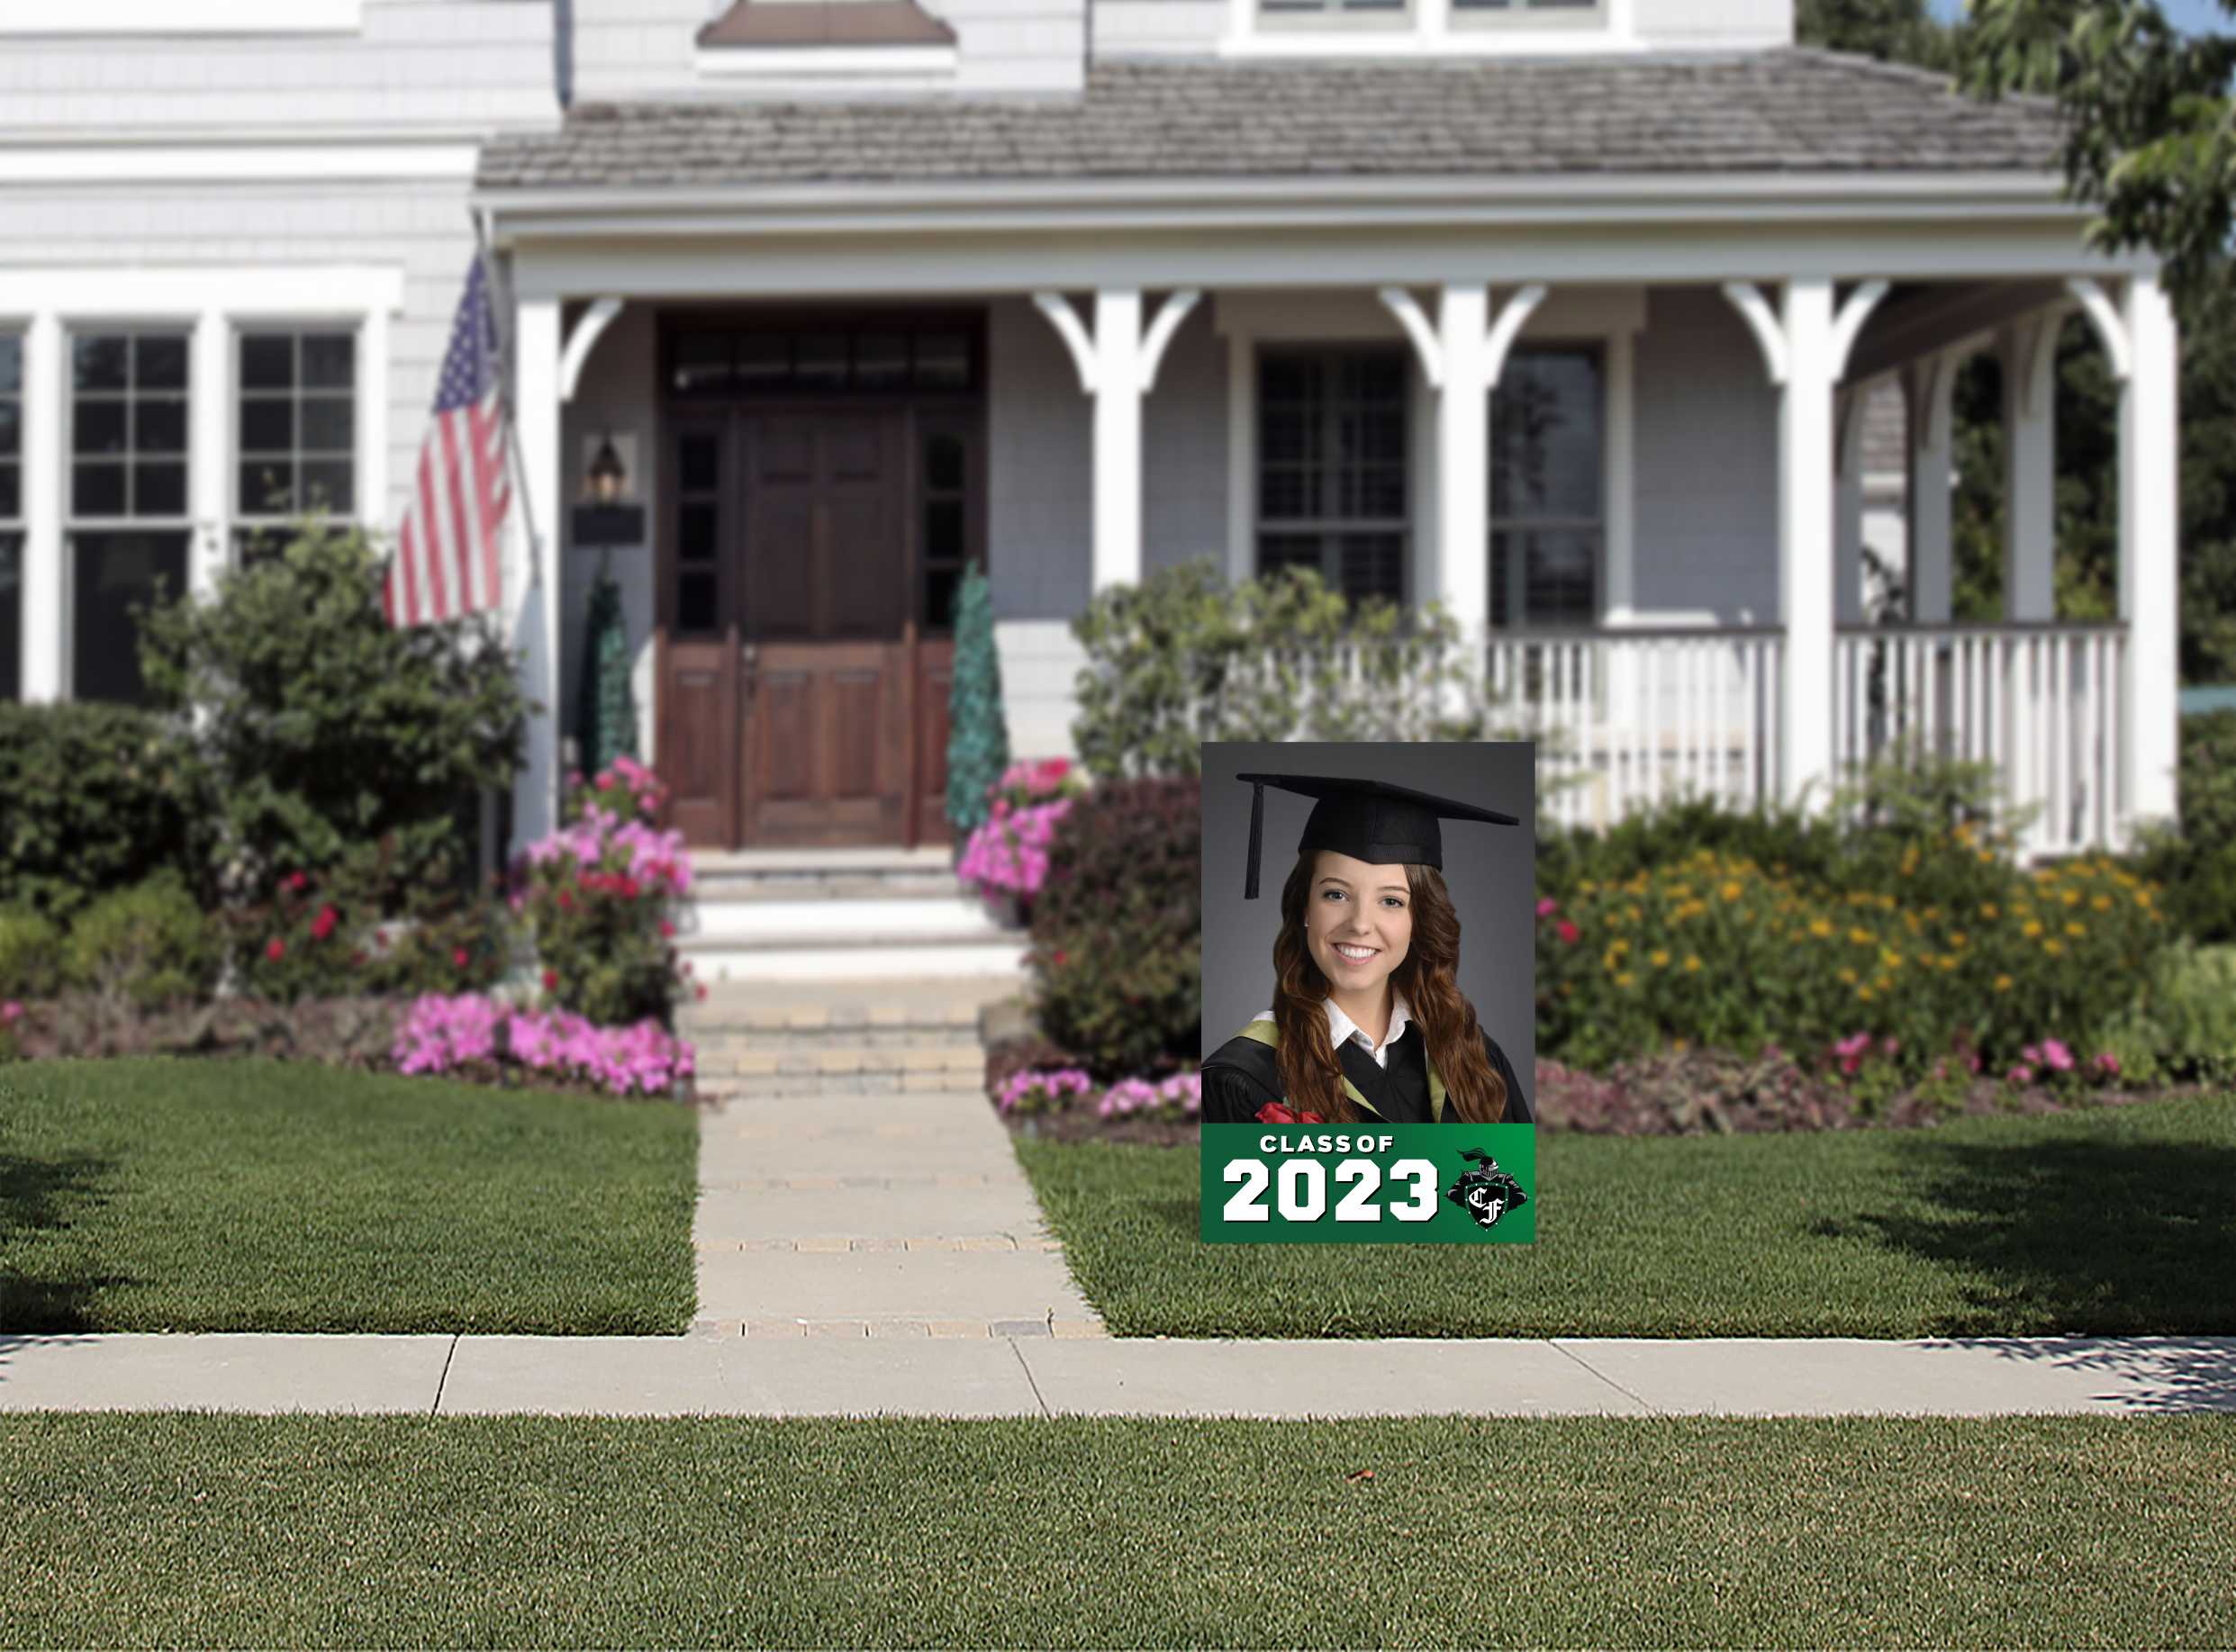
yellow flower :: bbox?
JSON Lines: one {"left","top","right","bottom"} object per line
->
{"left": 1650, "top": 949, "right": 1670, "bottom": 968}
{"left": 1672, "top": 1038, "right": 1689, "bottom": 1053}
{"left": 1951, "top": 931, "right": 1969, "bottom": 947}
{"left": 2044, "top": 939, "right": 2065, "bottom": 956}
{"left": 2061, "top": 889, "right": 2081, "bottom": 907}
{"left": 1602, "top": 949, "right": 1621, "bottom": 972}
{"left": 1616, "top": 971, "right": 1636, "bottom": 989}
{"left": 1857, "top": 986, "right": 1875, "bottom": 1002}
{"left": 2137, "top": 890, "right": 2155, "bottom": 909}
{"left": 1611, "top": 937, "right": 1630, "bottom": 956}
{"left": 2065, "top": 921, "right": 2086, "bottom": 938}
{"left": 1721, "top": 881, "right": 1743, "bottom": 901}
{"left": 1684, "top": 954, "right": 1702, "bottom": 972}
{"left": 1809, "top": 917, "right": 1834, "bottom": 938}
{"left": 1978, "top": 849, "right": 1995, "bottom": 863}
{"left": 1939, "top": 954, "right": 1960, "bottom": 971}
{"left": 1981, "top": 904, "right": 1999, "bottom": 920}
{"left": 1994, "top": 974, "right": 2014, "bottom": 991}
{"left": 1849, "top": 928, "right": 1876, "bottom": 946}
{"left": 1838, "top": 968, "right": 1859, "bottom": 986}
{"left": 2022, "top": 920, "right": 2044, "bottom": 938}
{"left": 2091, "top": 894, "right": 2114, "bottom": 912}
{"left": 1880, "top": 948, "right": 1905, "bottom": 970}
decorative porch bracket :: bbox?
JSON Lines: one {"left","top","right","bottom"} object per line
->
{"left": 559, "top": 296, "right": 625, "bottom": 402}
{"left": 2064, "top": 276, "right": 2132, "bottom": 382}
{"left": 1032, "top": 287, "right": 1202, "bottom": 591}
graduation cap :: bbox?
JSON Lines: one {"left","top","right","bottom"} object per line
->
{"left": 1237, "top": 772, "right": 1520, "bottom": 899}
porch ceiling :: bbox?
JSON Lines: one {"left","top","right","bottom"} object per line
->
{"left": 477, "top": 51, "right": 2063, "bottom": 197}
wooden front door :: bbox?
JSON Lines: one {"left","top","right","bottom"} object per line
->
{"left": 739, "top": 411, "right": 911, "bottom": 847}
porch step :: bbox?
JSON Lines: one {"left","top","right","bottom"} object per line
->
{"left": 688, "top": 846, "right": 964, "bottom": 902}
{"left": 676, "top": 934, "right": 1031, "bottom": 984}
{"left": 681, "top": 976, "right": 1016, "bottom": 1098}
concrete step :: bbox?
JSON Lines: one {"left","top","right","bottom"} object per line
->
{"left": 676, "top": 936, "right": 1031, "bottom": 983}
{"left": 678, "top": 895, "right": 1012, "bottom": 946}
{"left": 693, "top": 1045, "right": 987, "bottom": 1083}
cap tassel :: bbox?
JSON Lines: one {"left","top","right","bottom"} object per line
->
{"left": 1245, "top": 780, "right": 1266, "bottom": 900}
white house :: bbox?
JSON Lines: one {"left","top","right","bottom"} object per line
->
{"left": 0, "top": 0, "right": 2182, "bottom": 874}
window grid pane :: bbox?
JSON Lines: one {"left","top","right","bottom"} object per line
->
{"left": 1490, "top": 343, "right": 1603, "bottom": 627}
{"left": 0, "top": 332, "right": 21, "bottom": 528}
{"left": 1256, "top": 348, "right": 1408, "bottom": 608}
{"left": 237, "top": 328, "right": 358, "bottom": 522}
{"left": 70, "top": 328, "right": 190, "bottom": 522}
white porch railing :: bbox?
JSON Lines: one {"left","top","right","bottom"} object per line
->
{"left": 1487, "top": 627, "right": 1786, "bottom": 829}
{"left": 1833, "top": 622, "right": 2129, "bottom": 855}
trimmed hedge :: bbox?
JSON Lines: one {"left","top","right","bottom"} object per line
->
{"left": 0, "top": 702, "right": 196, "bottom": 921}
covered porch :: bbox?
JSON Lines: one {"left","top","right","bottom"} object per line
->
{"left": 483, "top": 179, "right": 2178, "bottom": 863}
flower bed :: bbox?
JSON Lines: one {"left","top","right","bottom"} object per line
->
{"left": 955, "top": 758, "right": 1085, "bottom": 916}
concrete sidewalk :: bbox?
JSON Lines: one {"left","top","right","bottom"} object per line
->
{"left": 3, "top": 1333, "right": 2231, "bottom": 1417}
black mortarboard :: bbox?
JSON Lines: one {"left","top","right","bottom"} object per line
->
{"left": 1237, "top": 772, "right": 1520, "bottom": 899}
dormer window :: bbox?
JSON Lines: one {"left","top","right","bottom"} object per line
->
{"left": 694, "top": 0, "right": 960, "bottom": 81}
{"left": 1234, "top": 0, "right": 1623, "bottom": 53}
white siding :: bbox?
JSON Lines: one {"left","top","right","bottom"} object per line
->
{"left": 1093, "top": 0, "right": 1226, "bottom": 56}
{"left": 1640, "top": 0, "right": 1790, "bottom": 48}
{"left": 1096, "top": 0, "right": 1791, "bottom": 57}
{"left": 987, "top": 294, "right": 1091, "bottom": 623}
{"left": 573, "top": 0, "right": 1085, "bottom": 100}
{"left": 0, "top": 0, "right": 554, "bottom": 135}
{"left": 1144, "top": 299, "right": 1227, "bottom": 580}
{"left": 1629, "top": 283, "right": 1779, "bottom": 620}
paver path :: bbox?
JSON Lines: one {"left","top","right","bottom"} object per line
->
{"left": 693, "top": 1087, "right": 1102, "bottom": 1339}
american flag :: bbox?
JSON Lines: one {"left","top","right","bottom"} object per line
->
{"left": 384, "top": 255, "right": 511, "bottom": 626}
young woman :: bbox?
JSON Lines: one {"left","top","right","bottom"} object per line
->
{"left": 1200, "top": 773, "right": 1531, "bottom": 1126}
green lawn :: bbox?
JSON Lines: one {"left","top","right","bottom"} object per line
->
{"left": 0, "top": 1058, "right": 697, "bottom": 1334}
{"left": 1, "top": 1414, "right": 2231, "bottom": 1647}
{"left": 1019, "top": 1096, "right": 2236, "bottom": 1338}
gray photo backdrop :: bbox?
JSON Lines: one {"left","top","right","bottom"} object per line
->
{"left": 1199, "top": 741, "right": 1536, "bottom": 1109}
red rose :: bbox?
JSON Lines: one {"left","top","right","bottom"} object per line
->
{"left": 452, "top": 947, "right": 470, "bottom": 969}
{"left": 265, "top": 937, "right": 286, "bottom": 962}
{"left": 310, "top": 905, "right": 338, "bottom": 941}
{"left": 1254, "top": 1102, "right": 1326, "bottom": 1125}
{"left": 1556, "top": 919, "right": 1581, "bottom": 944}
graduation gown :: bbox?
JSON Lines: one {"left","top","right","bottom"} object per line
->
{"left": 1199, "top": 1017, "right": 1533, "bottom": 1125}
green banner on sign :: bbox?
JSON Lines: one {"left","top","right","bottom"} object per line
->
{"left": 1199, "top": 1123, "right": 1535, "bottom": 1243}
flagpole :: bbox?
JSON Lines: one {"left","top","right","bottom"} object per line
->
{"left": 473, "top": 204, "right": 543, "bottom": 593}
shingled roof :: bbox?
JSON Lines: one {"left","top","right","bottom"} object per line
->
{"left": 477, "top": 50, "right": 2065, "bottom": 194}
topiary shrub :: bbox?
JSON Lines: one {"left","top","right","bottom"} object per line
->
{"left": 0, "top": 701, "right": 197, "bottom": 920}
{"left": 1027, "top": 777, "right": 1200, "bottom": 1079}
{"left": 136, "top": 517, "right": 526, "bottom": 904}
{"left": 0, "top": 907, "right": 64, "bottom": 1000}
{"left": 63, "top": 874, "right": 223, "bottom": 1012}
{"left": 574, "top": 568, "right": 638, "bottom": 781}
{"left": 945, "top": 562, "right": 1010, "bottom": 836}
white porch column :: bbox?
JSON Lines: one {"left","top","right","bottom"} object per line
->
{"left": 1092, "top": 288, "right": 1143, "bottom": 592}
{"left": 1833, "top": 387, "right": 1867, "bottom": 627}
{"left": 21, "top": 311, "right": 61, "bottom": 700}
{"left": 189, "top": 309, "right": 230, "bottom": 603}
{"left": 2122, "top": 273, "right": 2179, "bottom": 827}
{"left": 510, "top": 295, "right": 563, "bottom": 853}
{"left": 1903, "top": 348, "right": 1958, "bottom": 623}
{"left": 1436, "top": 284, "right": 1491, "bottom": 636}
{"left": 1999, "top": 314, "right": 2059, "bottom": 621}
{"left": 1779, "top": 278, "right": 1838, "bottom": 808}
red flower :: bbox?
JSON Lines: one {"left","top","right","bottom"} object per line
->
{"left": 373, "top": 930, "right": 389, "bottom": 951}
{"left": 310, "top": 905, "right": 338, "bottom": 941}
{"left": 595, "top": 773, "right": 615, "bottom": 790}
{"left": 557, "top": 890, "right": 574, "bottom": 910}
{"left": 265, "top": 937, "right": 286, "bottom": 962}
{"left": 658, "top": 919, "right": 675, "bottom": 939}
{"left": 1556, "top": 919, "right": 1581, "bottom": 944}
{"left": 1254, "top": 1102, "right": 1326, "bottom": 1125}
{"left": 620, "top": 877, "right": 640, "bottom": 899}
{"left": 285, "top": 871, "right": 309, "bottom": 893}
{"left": 694, "top": 983, "right": 708, "bottom": 1001}
{"left": 452, "top": 947, "right": 471, "bottom": 969}
{"left": 1053, "top": 950, "right": 1069, "bottom": 967}
{"left": 541, "top": 968, "right": 558, "bottom": 992}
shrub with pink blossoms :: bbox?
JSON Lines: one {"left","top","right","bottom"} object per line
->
{"left": 513, "top": 759, "right": 696, "bottom": 1027}
{"left": 956, "top": 759, "right": 1087, "bottom": 905}
{"left": 392, "top": 991, "right": 694, "bottom": 1097}
{"left": 996, "top": 1066, "right": 1094, "bottom": 1116}
{"left": 1098, "top": 1071, "right": 1200, "bottom": 1122}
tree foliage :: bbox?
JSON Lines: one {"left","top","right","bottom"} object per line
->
{"left": 1797, "top": 0, "right": 1962, "bottom": 64}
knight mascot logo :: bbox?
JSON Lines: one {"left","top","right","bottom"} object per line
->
{"left": 1445, "top": 1149, "right": 1529, "bottom": 1231}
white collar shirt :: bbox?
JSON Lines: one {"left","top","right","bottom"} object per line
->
{"left": 1250, "top": 991, "right": 1415, "bottom": 1070}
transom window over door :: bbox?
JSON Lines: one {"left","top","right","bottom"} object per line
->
{"left": 1490, "top": 343, "right": 1602, "bottom": 629}
{"left": 1256, "top": 348, "right": 1408, "bottom": 608}
{"left": 69, "top": 329, "right": 189, "bottom": 704}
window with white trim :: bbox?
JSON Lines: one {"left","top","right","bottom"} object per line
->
{"left": 68, "top": 329, "right": 189, "bottom": 704}
{"left": 1255, "top": 0, "right": 1605, "bottom": 32}
{"left": 0, "top": 331, "right": 20, "bottom": 701}
{"left": 235, "top": 327, "right": 358, "bottom": 563}
{"left": 1490, "top": 342, "right": 1602, "bottom": 628}
{"left": 1255, "top": 347, "right": 1408, "bottom": 608}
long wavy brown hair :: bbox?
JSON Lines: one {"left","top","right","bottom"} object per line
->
{"left": 1271, "top": 850, "right": 1510, "bottom": 1124}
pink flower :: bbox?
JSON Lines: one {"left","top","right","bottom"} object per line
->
{"left": 266, "top": 937, "right": 286, "bottom": 962}
{"left": 1, "top": 1001, "right": 22, "bottom": 1025}
{"left": 452, "top": 947, "right": 471, "bottom": 970}
{"left": 1556, "top": 920, "right": 1580, "bottom": 945}
{"left": 595, "top": 773, "right": 615, "bottom": 791}
{"left": 2094, "top": 1052, "right": 2121, "bottom": 1076}
{"left": 1536, "top": 897, "right": 1558, "bottom": 918}
{"left": 2021, "top": 1044, "right": 2042, "bottom": 1066}
{"left": 310, "top": 905, "right": 338, "bottom": 941}
{"left": 2007, "top": 1065, "right": 2034, "bottom": 1086}
{"left": 2040, "top": 1037, "right": 2074, "bottom": 1072}
{"left": 285, "top": 871, "right": 309, "bottom": 893}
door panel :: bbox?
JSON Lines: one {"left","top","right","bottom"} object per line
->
{"left": 658, "top": 418, "right": 738, "bottom": 849}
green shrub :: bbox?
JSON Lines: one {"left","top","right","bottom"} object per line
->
{"left": 1028, "top": 777, "right": 1199, "bottom": 1079}
{"left": 2134, "top": 710, "right": 2236, "bottom": 943}
{"left": 1069, "top": 560, "right": 1492, "bottom": 781}
{"left": 136, "top": 518, "right": 526, "bottom": 901}
{"left": 0, "top": 702, "right": 197, "bottom": 920}
{"left": 64, "top": 875, "right": 223, "bottom": 1011}
{"left": 0, "top": 907, "right": 64, "bottom": 999}
{"left": 2098, "top": 943, "right": 2236, "bottom": 1087}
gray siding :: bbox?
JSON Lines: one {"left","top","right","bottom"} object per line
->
{"left": 1144, "top": 300, "right": 1227, "bottom": 579}
{"left": 572, "top": 0, "right": 1086, "bottom": 100}
{"left": 987, "top": 295, "right": 1092, "bottom": 623}
{"left": 1630, "top": 284, "right": 1779, "bottom": 620}
{"left": 0, "top": 0, "right": 553, "bottom": 135}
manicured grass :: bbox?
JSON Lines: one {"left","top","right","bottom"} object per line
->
{"left": 0, "top": 1059, "right": 697, "bottom": 1334}
{"left": 1018, "top": 1097, "right": 2236, "bottom": 1338}
{"left": 1, "top": 1413, "right": 2231, "bottom": 1647}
